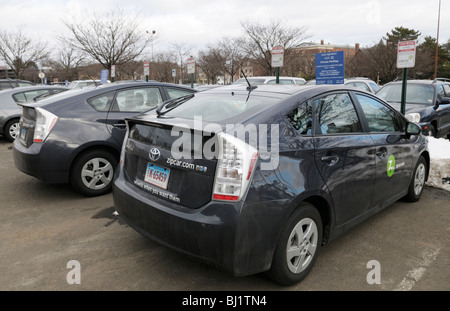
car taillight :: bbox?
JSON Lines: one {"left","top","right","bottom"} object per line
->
{"left": 212, "top": 133, "right": 258, "bottom": 201}
{"left": 33, "top": 108, "right": 58, "bottom": 143}
{"left": 119, "top": 124, "right": 130, "bottom": 167}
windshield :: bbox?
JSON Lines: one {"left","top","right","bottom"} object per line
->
{"left": 377, "top": 84, "right": 434, "bottom": 105}
{"left": 163, "top": 93, "right": 278, "bottom": 122}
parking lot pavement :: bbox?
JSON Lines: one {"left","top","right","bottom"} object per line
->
{"left": 0, "top": 138, "right": 449, "bottom": 291}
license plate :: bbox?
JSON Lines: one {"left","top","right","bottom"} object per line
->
{"left": 20, "top": 127, "right": 27, "bottom": 140}
{"left": 144, "top": 163, "right": 170, "bottom": 189}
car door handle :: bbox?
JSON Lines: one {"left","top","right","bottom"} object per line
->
{"left": 376, "top": 149, "right": 387, "bottom": 158}
{"left": 113, "top": 123, "right": 127, "bottom": 128}
{"left": 321, "top": 155, "right": 339, "bottom": 166}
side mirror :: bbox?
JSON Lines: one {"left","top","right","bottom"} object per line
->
{"left": 406, "top": 122, "right": 421, "bottom": 136}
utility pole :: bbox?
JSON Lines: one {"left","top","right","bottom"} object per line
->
{"left": 434, "top": 0, "right": 441, "bottom": 79}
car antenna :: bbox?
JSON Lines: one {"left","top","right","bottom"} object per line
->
{"left": 241, "top": 69, "right": 257, "bottom": 91}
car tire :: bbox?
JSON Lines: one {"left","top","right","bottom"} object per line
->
{"left": 268, "top": 203, "right": 322, "bottom": 286}
{"left": 403, "top": 156, "right": 427, "bottom": 202}
{"left": 427, "top": 125, "right": 436, "bottom": 137}
{"left": 70, "top": 149, "right": 118, "bottom": 197}
{"left": 4, "top": 119, "right": 20, "bottom": 142}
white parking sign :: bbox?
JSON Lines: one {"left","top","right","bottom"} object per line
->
{"left": 397, "top": 41, "right": 416, "bottom": 68}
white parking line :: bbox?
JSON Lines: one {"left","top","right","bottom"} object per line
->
{"left": 394, "top": 247, "right": 441, "bottom": 291}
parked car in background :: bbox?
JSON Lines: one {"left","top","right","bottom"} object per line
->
{"left": 376, "top": 79, "right": 450, "bottom": 138}
{"left": 305, "top": 77, "right": 380, "bottom": 93}
{"left": 67, "top": 79, "right": 103, "bottom": 89}
{"left": 233, "top": 76, "right": 306, "bottom": 85}
{"left": 113, "top": 84, "right": 429, "bottom": 286}
{"left": 0, "top": 85, "right": 69, "bottom": 141}
{"left": 0, "top": 79, "right": 35, "bottom": 91}
{"left": 344, "top": 77, "right": 380, "bottom": 93}
{"left": 13, "top": 81, "right": 198, "bottom": 197}
{"left": 194, "top": 84, "right": 223, "bottom": 91}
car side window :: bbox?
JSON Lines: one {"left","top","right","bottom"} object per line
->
{"left": 443, "top": 84, "right": 450, "bottom": 96}
{"left": 437, "top": 85, "right": 445, "bottom": 101}
{"left": 356, "top": 94, "right": 403, "bottom": 132}
{"left": 353, "top": 82, "right": 370, "bottom": 92}
{"left": 87, "top": 91, "right": 115, "bottom": 112}
{"left": 112, "top": 87, "right": 163, "bottom": 112}
{"left": 165, "top": 87, "right": 195, "bottom": 99}
{"left": 314, "top": 93, "right": 361, "bottom": 134}
{"left": 287, "top": 101, "right": 312, "bottom": 135}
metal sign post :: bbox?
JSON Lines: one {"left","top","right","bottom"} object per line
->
{"left": 111, "top": 65, "right": 115, "bottom": 83}
{"left": 271, "top": 46, "right": 284, "bottom": 84}
{"left": 187, "top": 57, "right": 195, "bottom": 88}
{"left": 144, "top": 61, "right": 150, "bottom": 82}
{"left": 397, "top": 41, "right": 416, "bottom": 115}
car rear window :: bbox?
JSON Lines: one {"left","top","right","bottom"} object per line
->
{"left": 163, "top": 93, "right": 278, "bottom": 122}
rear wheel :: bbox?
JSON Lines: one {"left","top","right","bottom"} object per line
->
{"left": 4, "top": 119, "right": 20, "bottom": 142}
{"left": 403, "top": 156, "right": 427, "bottom": 202}
{"left": 268, "top": 203, "right": 322, "bottom": 286}
{"left": 70, "top": 150, "right": 118, "bottom": 197}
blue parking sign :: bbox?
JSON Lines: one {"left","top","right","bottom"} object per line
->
{"left": 315, "top": 51, "right": 344, "bottom": 85}
{"left": 101, "top": 69, "right": 109, "bottom": 84}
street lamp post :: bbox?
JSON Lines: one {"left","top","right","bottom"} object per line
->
{"left": 151, "top": 30, "right": 156, "bottom": 80}
{"left": 146, "top": 30, "right": 156, "bottom": 80}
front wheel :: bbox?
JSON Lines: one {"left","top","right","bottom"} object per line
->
{"left": 403, "top": 155, "right": 427, "bottom": 202}
{"left": 70, "top": 150, "right": 118, "bottom": 197}
{"left": 268, "top": 203, "right": 322, "bottom": 286}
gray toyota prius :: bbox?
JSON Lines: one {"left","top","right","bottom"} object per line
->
{"left": 13, "top": 81, "right": 197, "bottom": 196}
{"left": 112, "top": 83, "right": 429, "bottom": 285}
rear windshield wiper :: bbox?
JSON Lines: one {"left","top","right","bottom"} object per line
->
{"left": 156, "top": 94, "right": 195, "bottom": 116}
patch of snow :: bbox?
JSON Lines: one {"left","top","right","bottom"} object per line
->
{"left": 426, "top": 137, "right": 450, "bottom": 192}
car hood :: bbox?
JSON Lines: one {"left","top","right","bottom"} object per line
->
{"left": 385, "top": 101, "right": 434, "bottom": 117}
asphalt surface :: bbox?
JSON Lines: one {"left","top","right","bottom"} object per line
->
{"left": 0, "top": 137, "right": 449, "bottom": 292}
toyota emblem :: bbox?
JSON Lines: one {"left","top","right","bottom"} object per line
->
{"left": 149, "top": 147, "right": 161, "bottom": 161}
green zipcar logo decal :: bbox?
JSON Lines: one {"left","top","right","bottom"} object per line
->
{"left": 387, "top": 155, "right": 396, "bottom": 177}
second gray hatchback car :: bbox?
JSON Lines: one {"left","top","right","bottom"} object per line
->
{"left": 0, "top": 85, "right": 68, "bottom": 141}
{"left": 13, "top": 82, "right": 197, "bottom": 196}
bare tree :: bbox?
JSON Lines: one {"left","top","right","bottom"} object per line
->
{"left": 154, "top": 51, "right": 178, "bottom": 83}
{"left": 49, "top": 44, "right": 86, "bottom": 81}
{"left": 197, "top": 47, "right": 223, "bottom": 84}
{"left": 0, "top": 28, "right": 49, "bottom": 79}
{"left": 240, "top": 19, "right": 310, "bottom": 75}
{"left": 171, "top": 42, "right": 193, "bottom": 84}
{"left": 61, "top": 9, "right": 154, "bottom": 78}
{"left": 217, "top": 37, "right": 245, "bottom": 83}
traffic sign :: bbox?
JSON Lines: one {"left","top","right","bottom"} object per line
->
{"left": 315, "top": 51, "right": 345, "bottom": 84}
{"left": 143, "top": 61, "right": 150, "bottom": 76}
{"left": 187, "top": 57, "right": 195, "bottom": 74}
{"left": 397, "top": 40, "right": 416, "bottom": 68}
{"left": 271, "top": 45, "right": 284, "bottom": 67}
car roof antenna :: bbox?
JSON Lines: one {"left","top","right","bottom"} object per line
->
{"left": 241, "top": 69, "right": 257, "bottom": 92}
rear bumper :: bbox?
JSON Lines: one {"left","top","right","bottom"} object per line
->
{"left": 112, "top": 169, "right": 284, "bottom": 277}
{"left": 12, "top": 139, "right": 70, "bottom": 183}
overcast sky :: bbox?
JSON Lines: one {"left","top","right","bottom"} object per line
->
{"left": 0, "top": 0, "right": 448, "bottom": 62}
